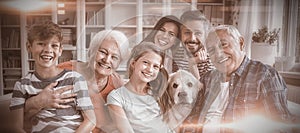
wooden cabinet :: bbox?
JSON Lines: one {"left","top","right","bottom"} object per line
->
{"left": 0, "top": 0, "right": 226, "bottom": 95}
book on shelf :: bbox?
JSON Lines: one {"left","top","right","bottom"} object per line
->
{"left": 29, "top": 61, "right": 35, "bottom": 70}
{"left": 86, "top": 32, "right": 97, "bottom": 48}
{"left": 86, "top": 11, "right": 104, "bottom": 25}
{"left": 4, "top": 29, "right": 20, "bottom": 48}
{"left": 96, "top": 11, "right": 104, "bottom": 25}
{"left": 61, "top": 28, "right": 76, "bottom": 46}
{"left": 13, "top": 30, "right": 20, "bottom": 48}
{"left": 2, "top": 37, "right": 9, "bottom": 48}
{"left": 9, "top": 30, "right": 15, "bottom": 48}
{"left": 3, "top": 69, "right": 21, "bottom": 75}
{"left": 4, "top": 78, "right": 19, "bottom": 88}
{"left": 3, "top": 56, "right": 21, "bottom": 68}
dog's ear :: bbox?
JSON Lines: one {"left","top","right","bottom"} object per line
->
{"left": 181, "top": 69, "right": 203, "bottom": 91}
{"left": 168, "top": 71, "right": 176, "bottom": 79}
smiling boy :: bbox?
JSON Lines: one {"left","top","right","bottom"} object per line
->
{"left": 9, "top": 21, "right": 95, "bottom": 132}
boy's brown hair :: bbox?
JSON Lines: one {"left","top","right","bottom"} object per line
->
{"left": 27, "top": 21, "right": 63, "bottom": 45}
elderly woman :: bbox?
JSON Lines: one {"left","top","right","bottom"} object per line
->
{"left": 25, "top": 30, "right": 129, "bottom": 133}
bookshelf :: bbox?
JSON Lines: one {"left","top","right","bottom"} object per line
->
{"left": 0, "top": 0, "right": 226, "bottom": 95}
{"left": 56, "top": 0, "right": 80, "bottom": 62}
{"left": 0, "top": 0, "right": 82, "bottom": 95}
{"left": 85, "top": 0, "right": 105, "bottom": 50}
{"left": 0, "top": 13, "right": 22, "bottom": 94}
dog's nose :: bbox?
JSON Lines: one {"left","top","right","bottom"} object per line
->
{"left": 178, "top": 92, "right": 187, "bottom": 98}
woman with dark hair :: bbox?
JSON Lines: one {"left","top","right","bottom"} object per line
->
{"left": 142, "top": 15, "right": 182, "bottom": 74}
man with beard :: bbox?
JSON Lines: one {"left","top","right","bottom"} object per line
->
{"left": 173, "top": 10, "right": 214, "bottom": 79}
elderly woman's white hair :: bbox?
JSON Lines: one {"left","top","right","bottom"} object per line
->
{"left": 87, "top": 30, "right": 129, "bottom": 68}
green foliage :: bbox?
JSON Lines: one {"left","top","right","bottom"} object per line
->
{"left": 252, "top": 26, "right": 280, "bottom": 45}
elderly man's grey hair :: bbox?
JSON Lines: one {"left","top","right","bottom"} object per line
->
{"left": 207, "top": 25, "right": 243, "bottom": 45}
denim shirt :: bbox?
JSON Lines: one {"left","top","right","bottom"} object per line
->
{"left": 179, "top": 56, "right": 294, "bottom": 133}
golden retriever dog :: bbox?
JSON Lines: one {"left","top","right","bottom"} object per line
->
{"left": 158, "top": 70, "right": 202, "bottom": 130}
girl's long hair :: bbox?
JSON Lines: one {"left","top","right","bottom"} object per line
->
{"left": 127, "top": 42, "right": 169, "bottom": 99}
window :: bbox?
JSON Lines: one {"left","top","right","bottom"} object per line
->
{"left": 282, "top": 0, "right": 299, "bottom": 63}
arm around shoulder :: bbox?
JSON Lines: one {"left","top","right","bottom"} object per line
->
{"left": 11, "top": 108, "right": 26, "bottom": 133}
{"left": 76, "top": 109, "right": 96, "bottom": 133}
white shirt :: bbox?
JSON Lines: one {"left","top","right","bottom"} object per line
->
{"left": 203, "top": 82, "right": 229, "bottom": 133}
{"left": 107, "top": 86, "right": 170, "bottom": 133}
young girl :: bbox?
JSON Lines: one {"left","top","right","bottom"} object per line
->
{"left": 107, "top": 42, "right": 171, "bottom": 133}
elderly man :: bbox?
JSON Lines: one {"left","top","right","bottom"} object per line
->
{"left": 180, "top": 25, "right": 294, "bottom": 133}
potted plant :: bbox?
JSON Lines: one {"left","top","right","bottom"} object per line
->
{"left": 251, "top": 26, "right": 280, "bottom": 66}
{"left": 252, "top": 26, "right": 280, "bottom": 45}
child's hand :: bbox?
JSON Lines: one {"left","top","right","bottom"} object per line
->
{"left": 37, "top": 82, "right": 77, "bottom": 109}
